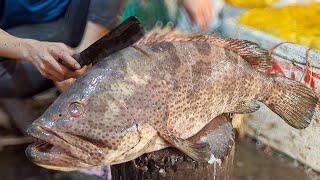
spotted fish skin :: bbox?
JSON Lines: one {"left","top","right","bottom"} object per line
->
{"left": 126, "top": 41, "right": 266, "bottom": 138}
{"left": 26, "top": 36, "right": 318, "bottom": 171}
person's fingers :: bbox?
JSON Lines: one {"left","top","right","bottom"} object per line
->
{"left": 47, "top": 72, "right": 61, "bottom": 82}
{"left": 35, "top": 56, "right": 60, "bottom": 81}
{"left": 39, "top": 66, "right": 60, "bottom": 81}
{"left": 183, "top": 0, "right": 214, "bottom": 31}
{"left": 204, "top": 4, "right": 213, "bottom": 26}
{"left": 46, "top": 67, "right": 64, "bottom": 81}
{"left": 42, "top": 54, "right": 71, "bottom": 81}
{"left": 186, "top": 10, "right": 196, "bottom": 23}
{"left": 203, "top": 7, "right": 209, "bottom": 26}
{"left": 197, "top": 10, "right": 206, "bottom": 31}
{"left": 201, "top": 6, "right": 211, "bottom": 30}
{"left": 52, "top": 64, "right": 75, "bottom": 80}
{"left": 68, "top": 64, "right": 92, "bottom": 78}
{"left": 55, "top": 42, "right": 75, "bottom": 55}
{"left": 200, "top": 10, "right": 206, "bottom": 31}
{"left": 37, "top": 67, "right": 53, "bottom": 81}
{"left": 51, "top": 47, "right": 81, "bottom": 70}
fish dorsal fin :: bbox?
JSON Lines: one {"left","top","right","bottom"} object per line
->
{"left": 135, "top": 27, "right": 190, "bottom": 45}
{"left": 136, "top": 28, "right": 272, "bottom": 72}
{"left": 223, "top": 39, "right": 272, "bottom": 72}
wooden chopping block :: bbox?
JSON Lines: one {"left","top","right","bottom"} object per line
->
{"left": 111, "top": 115, "right": 235, "bottom": 180}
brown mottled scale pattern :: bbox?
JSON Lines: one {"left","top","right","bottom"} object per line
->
{"left": 134, "top": 41, "right": 269, "bottom": 139}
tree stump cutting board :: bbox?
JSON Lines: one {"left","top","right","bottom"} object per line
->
{"left": 111, "top": 115, "right": 235, "bottom": 180}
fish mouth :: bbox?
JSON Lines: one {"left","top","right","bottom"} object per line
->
{"left": 26, "top": 125, "right": 105, "bottom": 171}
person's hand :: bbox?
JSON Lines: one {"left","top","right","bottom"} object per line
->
{"left": 182, "top": 0, "right": 213, "bottom": 31}
{"left": 54, "top": 65, "right": 91, "bottom": 92}
{"left": 23, "top": 39, "right": 81, "bottom": 82}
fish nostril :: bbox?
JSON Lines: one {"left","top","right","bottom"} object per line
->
{"left": 58, "top": 114, "right": 62, "bottom": 117}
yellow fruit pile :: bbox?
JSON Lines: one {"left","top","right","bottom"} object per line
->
{"left": 226, "top": 0, "right": 278, "bottom": 8}
{"left": 239, "top": 3, "right": 320, "bottom": 50}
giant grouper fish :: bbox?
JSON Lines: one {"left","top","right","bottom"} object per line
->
{"left": 25, "top": 31, "right": 318, "bottom": 171}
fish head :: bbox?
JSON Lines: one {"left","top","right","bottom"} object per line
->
{"left": 26, "top": 66, "right": 149, "bottom": 171}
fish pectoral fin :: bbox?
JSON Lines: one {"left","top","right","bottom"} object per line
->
{"left": 232, "top": 101, "right": 260, "bottom": 114}
{"left": 157, "top": 128, "right": 211, "bottom": 163}
{"left": 225, "top": 39, "right": 272, "bottom": 72}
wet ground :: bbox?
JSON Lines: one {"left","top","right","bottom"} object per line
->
{"left": 0, "top": 133, "right": 318, "bottom": 180}
{"left": 232, "top": 138, "right": 316, "bottom": 180}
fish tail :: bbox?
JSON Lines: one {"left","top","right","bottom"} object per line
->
{"left": 264, "top": 76, "right": 318, "bottom": 129}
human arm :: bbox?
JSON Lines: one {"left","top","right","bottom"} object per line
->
{"left": 0, "top": 29, "right": 81, "bottom": 81}
{"left": 55, "top": 0, "right": 122, "bottom": 91}
{"left": 182, "top": 0, "right": 213, "bottom": 31}
{"left": 55, "top": 21, "right": 108, "bottom": 92}
{"left": 75, "top": 21, "right": 109, "bottom": 52}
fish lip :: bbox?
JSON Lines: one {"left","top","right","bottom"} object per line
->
{"left": 26, "top": 124, "right": 101, "bottom": 169}
{"left": 25, "top": 143, "right": 91, "bottom": 171}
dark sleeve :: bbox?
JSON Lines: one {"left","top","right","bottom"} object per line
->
{"left": 87, "top": 0, "right": 124, "bottom": 29}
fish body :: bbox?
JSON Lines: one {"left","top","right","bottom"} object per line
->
{"left": 26, "top": 34, "right": 318, "bottom": 171}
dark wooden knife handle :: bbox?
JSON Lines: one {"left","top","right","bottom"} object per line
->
{"left": 70, "top": 16, "right": 144, "bottom": 68}
{"left": 72, "top": 53, "right": 85, "bottom": 67}
{"left": 58, "top": 53, "right": 85, "bottom": 70}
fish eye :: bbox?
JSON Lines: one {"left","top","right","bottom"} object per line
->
{"left": 69, "top": 102, "right": 84, "bottom": 118}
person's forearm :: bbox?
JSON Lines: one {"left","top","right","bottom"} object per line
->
{"left": 75, "top": 21, "right": 109, "bottom": 52}
{"left": 0, "top": 29, "right": 30, "bottom": 61}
